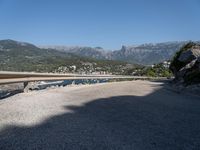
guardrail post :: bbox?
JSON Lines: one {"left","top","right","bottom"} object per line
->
{"left": 23, "top": 81, "right": 29, "bottom": 93}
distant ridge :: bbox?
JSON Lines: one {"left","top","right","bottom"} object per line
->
{"left": 40, "top": 41, "right": 196, "bottom": 65}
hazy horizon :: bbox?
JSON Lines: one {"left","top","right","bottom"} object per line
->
{"left": 0, "top": 38, "right": 197, "bottom": 51}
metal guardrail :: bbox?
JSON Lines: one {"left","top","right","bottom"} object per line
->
{"left": 0, "top": 71, "right": 158, "bottom": 85}
{"left": 0, "top": 71, "right": 116, "bottom": 79}
{"left": 0, "top": 71, "right": 167, "bottom": 93}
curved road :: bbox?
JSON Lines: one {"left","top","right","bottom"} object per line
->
{"left": 0, "top": 81, "right": 200, "bottom": 149}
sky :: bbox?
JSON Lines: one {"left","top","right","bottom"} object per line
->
{"left": 0, "top": 0, "right": 200, "bottom": 49}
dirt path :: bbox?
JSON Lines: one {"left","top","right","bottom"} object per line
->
{"left": 0, "top": 81, "right": 200, "bottom": 150}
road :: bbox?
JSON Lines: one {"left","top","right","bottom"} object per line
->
{"left": 0, "top": 81, "right": 200, "bottom": 150}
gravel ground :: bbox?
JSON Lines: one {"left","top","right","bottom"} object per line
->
{"left": 0, "top": 80, "right": 200, "bottom": 150}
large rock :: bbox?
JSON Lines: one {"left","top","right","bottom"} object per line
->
{"left": 170, "top": 42, "right": 200, "bottom": 85}
{"left": 178, "top": 47, "right": 200, "bottom": 63}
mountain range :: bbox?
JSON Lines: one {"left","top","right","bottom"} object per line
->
{"left": 40, "top": 41, "right": 192, "bottom": 65}
{"left": 0, "top": 39, "right": 136, "bottom": 74}
{"left": 0, "top": 39, "right": 198, "bottom": 71}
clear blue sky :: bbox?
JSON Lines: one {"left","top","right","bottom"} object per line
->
{"left": 0, "top": 0, "right": 200, "bottom": 49}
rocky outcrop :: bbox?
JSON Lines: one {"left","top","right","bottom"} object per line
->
{"left": 170, "top": 42, "right": 200, "bottom": 85}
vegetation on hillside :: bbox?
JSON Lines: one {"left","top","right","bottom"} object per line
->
{"left": 143, "top": 64, "right": 172, "bottom": 78}
{"left": 120, "top": 62, "right": 172, "bottom": 78}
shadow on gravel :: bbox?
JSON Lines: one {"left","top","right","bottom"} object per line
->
{"left": 0, "top": 86, "right": 200, "bottom": 150}
{"left": 0, "top": 90, "right": 23, "bottom": 100}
